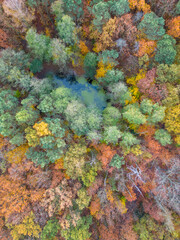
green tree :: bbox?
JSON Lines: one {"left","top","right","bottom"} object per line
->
{"left": 123, "top": 104, "right": 146, "bottom": 125}
{"left": 0, "top": 90, "right": 18, "bottom": 115}
{"left": 84, "top": 52, "right": 98, "bottom": 79}
{"left": 147, "top": 103, "right": 166, "bottom": 124}
{"left": 109, "top": 0, "right": 130, "bottom": 16}
{"left": 38, "top": 87, "right": 73, "bottom": 115}
{"left": 56, "top": 15, "right": 76, "bottom": 45}
{"left": 76, "top": 188, "right": 91, "bottom": 210}
{"left": 140, "top": 99, "right": 153, "bottom": 115}
{"left": 15, "top": 108, "right": 39, "bottom": 126}
{"left": 51, "top": 0, "right": 64, "bottom": 21}
{"left": 138, "top": 12, "right": 165, "bottom": 40}
{"left": 103, "top": 126, "right": 122, "bottom": 145}
{"left": 155, "top": 35, "right": 177, "bottom": 64}
{"left": 98, "top": 69, "right": 124, "bottom": 85}
{"left": 50, "top": 38, "right": 69, "bottom": 67}
{"left": 156, "top": 64, "right": 180, "bottom": 84}
{"left": 26, "top": 28, "right": 51, "bottom": 62}
{"left": 41, "top": 218, "right": 60, "bottom": 240}
{"left": 63, "top": 143, "right": 87, "bottom": 179}
{"left": 91, "top": 1, "right": 111, "bottom": 30}
{"left": 110, "top": 154, "right": 125, "bottom": 169}
{"left": 154, "top": 129, "right": 172, "bottom": 146}
{"left": 103, "top": 106, "right": 121, "bottom": 126}
{"left": 121, "top": 132, "right": 140, "bottom": 148}
{"left": 61, "top": 216, "right": 92, "bottom": 240}
{"left": 63, "top": 0, "right": 84, "bottom": 21}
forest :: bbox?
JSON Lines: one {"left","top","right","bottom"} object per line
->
{"left": 0, "top": 0, "right": 179, "bottom": 239}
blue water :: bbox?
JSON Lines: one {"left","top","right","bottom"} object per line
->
{"left": 53, "top": 75, "right": 107, "bottom": 110}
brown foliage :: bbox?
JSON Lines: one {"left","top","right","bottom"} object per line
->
{"left": 137, "top": 68, "right": 167, "bottom": 102}
{"left": 166, "top": 16, "right": 180, "bottom": 38}
{"left": 98, "top": 224, "right": 119, "bottom": 240}
{"left": 97, "top": 144, "right": 116, "bottom": 170}
{"left": 0, "top": 28, "right": 12, "bottom": 48}
{"left": 0, "top": 175, "right": 31, "bottom": 223}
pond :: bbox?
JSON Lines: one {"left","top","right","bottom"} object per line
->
{"left": 53, "top": 74, "right": 107, "bottom": 110}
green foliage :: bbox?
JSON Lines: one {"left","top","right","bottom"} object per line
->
{"left": 154, "top": 129, "right": 172, "bottom": 146}
{"left": 61, "top": 216, "right": 92, "bottom": 240}
{"left": 81, "top": 165, "right": 98, "bottom": 187}
{"left": 50, "top": 38, "right": 70, "bottom": 67}
{"left": 155, "top": 35, "right": 176, "bottom": 64}
{"left": 30, "top": 58, "right": 43, "bottom": 73}
{"left": 138, "top": 12, "right": 165, "bottom": 40}
{"left": 160, "top": 37, "right": 177, "bottom": 64}
{"left": 0, "top": 90, "right": 19, "bottom": 115}
{"left": 134, "top": 214, "right": 178, "bottom": 240}
{"left": 147, "top": 103, "right": 166, "bottom": 124}
{"left": 156, "top": 64, "right": 180, "bottom": 84}
{"left": 140, "top": 99, "right": 153, "bottom": 115}
{"left": 84, "top": 52, "right": 98, "bottom": 79}
{"left": 38, "top": 87, "right": 73, "bottom": 114}
{"left": 103, "top": 106, "right": 121, "bottom": 126}
{"left": 108, "top": 82, "right": 132, "bottom": 105}
{"left": 15, "top": 108, "right": 39, "bottom": 126}
{"left": 0, "top": 49, "right": 30, "bottom": 71}
{"left": 98, "top": 50, "right": 119, "bottom": 65}
{"left": 99, "top": 69, "right": 124, "bottom": 85}
{"left": 76, "top": 188, "right": 91, "bottom": 210}
{"left": 63, "top": 143, "right": 87, "bottom": 179}
{"left": 103, "top": 126, "right": 122, "bottom": 144}
{"left": 121, "top": 132, "right": 140, "bottom": 148}
{"left": 110, "top": 154, "right": 125, "bottom": 169}
{"left": 51, "top": 0, "right": 64, "bottom": 21}
{"left": 41, "top": 219, "right": 60, "bottom": 240}
{"left": 57, "top": 15, "right": 76, "bottom": 45}
{"left": 123, "top": 104, "right": 146, "bottom": 126}
{"left": 0, "top": 113, "right": 19, "bottom": 138}
{"left": 26, "top": 28, "right": 51, "bottom": 62}
{"left": 109, "top": 0, "right": 130, "bottom": 16}
{"left": 91, "top": 1, "right": 111, "bottom": 30}
{"left": 63, "top": 0, "right": 84, "bottom": 21}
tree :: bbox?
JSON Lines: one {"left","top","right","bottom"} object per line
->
{"left": 38, "top": 87, "right": 73, "bottom": 115}
{"left": 103, "top": 126, "right": 122, "bottom": 145}
{"left": 15, "top": 107, "right": 39, "bottom": 126}
{"left": 103, "top": 106, "right": 121, "bottom": 126}
{"left": 9, "top": 212, "right": 41, "bottom": 240}
{"left": 63, "top": 0, "right": 84, "bottom": 21}
{"left": 164, "top": 105, "right": 180, "bottom": 135}
{"left": 110, "top": 154, "right": 125, "bottom": 169}
{"left": 51, "top": 0, "right": 64, "bottom": 22}
{"left": 0, "top": 175, "right": 30, "bottom": 222}
{"left": 155, "top": 34, "right": 176, "bottom": 64}
{"left": 129, "top": 0, "right": 151, "bottom": 13}
{"left": 140, "top": 99, "right": 153, "bottom": 115}
{"left": 56, "top": 15, "right": 76, "bottom": 45}
{"left": 76, "top": 188, "right": 91, "bottom": 210}
{"left": 134, "top": 214, "right": 178, "bottom": 240}
{"left": 154, "top": 129, "right": 172, "bottom": 146}
{"left": 98, "top": 69, "right": 124, "bottom": 85}
{"left": 147, "top": 103, "right": 166, "bottom": 125}
{"left": 26, "top": 28, "right": 51, "bottom": 62}
{"left": 41, "top": 218, "right": 60, "bottom": 240}
{"left": 83, "top": 52, "right": 98, "bottom": 79}
{"left": 63, "top": 143, "right": 87, "bottom": 179}
{"left": 166, "top": 16, "right": 180, "bottom": 38}
{"left": 61, "top": 215, "right": 92, "bottom": 240}
{"left": 123, "top": 104, "right": 146, "bottom": 126}
{"left": 109, "top": 0, "right": 130, "bottom": 16}
{"left": 156, "top": 64, "right": 180, "bottom": 84}
{"left": 138, "top": 12, "right": 165, "bottom": 40}
{"left": 121, "top": 132, "right": 140, "bottom": 148}
{"left": 91, "top": 1, "right": 111, "bottom": 30}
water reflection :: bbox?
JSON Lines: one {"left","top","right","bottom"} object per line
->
{"left": 53, "top": 75, "right": 107, "bottom": 110}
